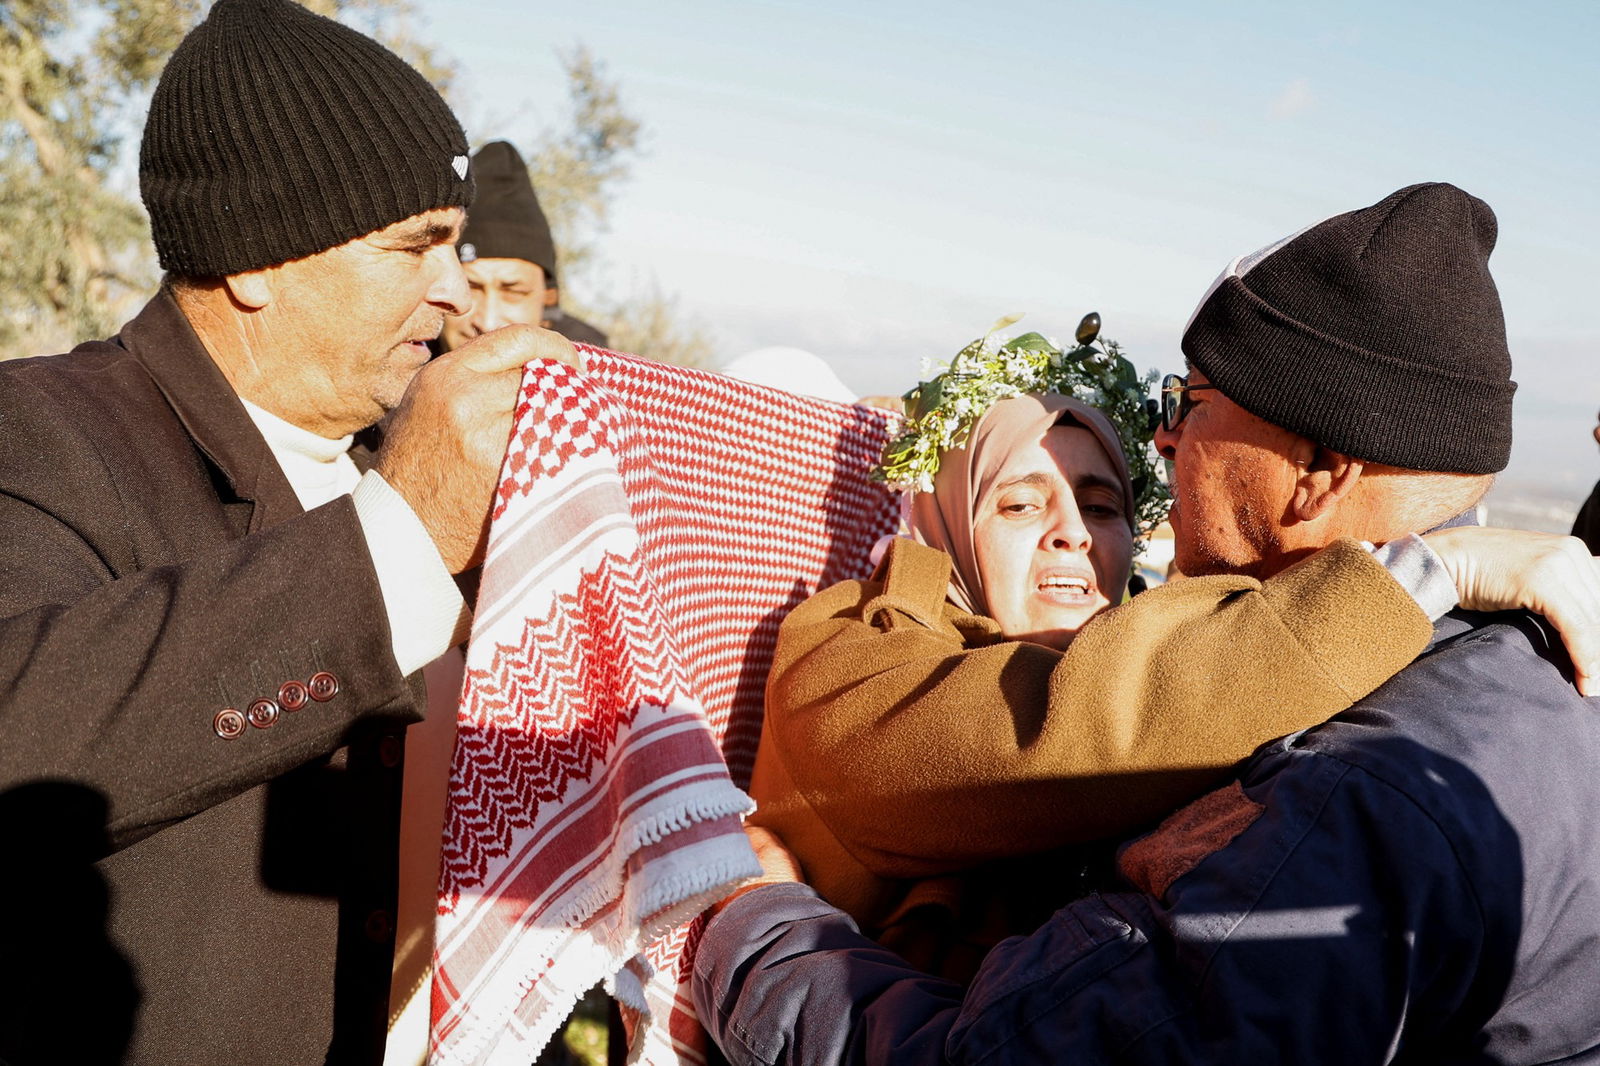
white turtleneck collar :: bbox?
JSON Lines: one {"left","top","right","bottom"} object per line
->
{"left": 240, "top": 397, "right": 361, "bottom": 510}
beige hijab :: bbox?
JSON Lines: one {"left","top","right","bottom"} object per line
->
{"left": 908, "top": 393, "right": 1136, "bottom": 616}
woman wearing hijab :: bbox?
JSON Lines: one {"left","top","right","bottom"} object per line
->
{"left": 746, "top": 375, "right": 1589, "bottom": 983}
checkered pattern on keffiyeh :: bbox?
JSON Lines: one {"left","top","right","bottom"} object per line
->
{"left": 430, "top": 349, "right": 899, "bottom": 1066}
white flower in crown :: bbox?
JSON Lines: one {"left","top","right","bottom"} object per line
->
{"left": 872, "top": 312, "right": 1170, "bottom": 554}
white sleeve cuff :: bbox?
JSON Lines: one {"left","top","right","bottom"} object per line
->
{"left": 351, "top": 470, "right": 472, "bottom": 675}
{"left": 1368, "top": 533, "right": 1459, "bottom": 622}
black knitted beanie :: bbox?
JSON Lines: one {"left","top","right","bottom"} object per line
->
{"left": 1182, "top": 182, "right": 1515, "bottom": 473}
{"left": 457, "top": 141, "right": 558, "bottom": 283}
{"left": 140, "top": 0, "right": 474, "bottom": 276}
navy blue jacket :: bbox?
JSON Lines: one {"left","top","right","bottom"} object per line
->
{"left": 694, "top": 610, "right": 1600, "bottom": 1064}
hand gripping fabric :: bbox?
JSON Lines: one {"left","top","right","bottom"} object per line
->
{"left": 430, "top": 349, "right": 900, "bottom": 1065}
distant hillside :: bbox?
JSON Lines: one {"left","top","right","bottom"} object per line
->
{"left": 1482, "top": 475, "right": 1589, "bottom": 535}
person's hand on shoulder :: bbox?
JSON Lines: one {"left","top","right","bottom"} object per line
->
{"left": 376, "top": 324, "right": 581, "bottom": 573}
{"left": 1424, "top": 527, "right": 1600, "bottom": 696}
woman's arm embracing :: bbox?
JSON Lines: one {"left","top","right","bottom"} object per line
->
{"left": 756, "top": 538, "right": 1432, "bottom": 882}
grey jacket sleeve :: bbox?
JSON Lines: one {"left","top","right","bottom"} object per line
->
{"left": 693, "top": 884, "right": 964, "bottom": 1066}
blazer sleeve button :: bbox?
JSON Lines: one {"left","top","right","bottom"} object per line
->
{"left": 278, "top": 679, "right": 310, "bottom": 712}
{"left": 364, "top": 909, "right": 393, "bottom": 943}
{"left": 246, "top": 698, "right": 280, "bottom": 729}
{"left": 308, "top": 671, "right": 340, "bottom": 702}
{"left": 378, "top": 735, "right": 403, "bottom": 768}
{"left": 214, "top": 709, "right": 246, "bottom": 739}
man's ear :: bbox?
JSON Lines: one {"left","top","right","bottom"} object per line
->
{"left": 1291, "top": 442, "right": 1365, "bottom": 523}
{"left": 222, "top": 266, "right": 275, "bottom": 311}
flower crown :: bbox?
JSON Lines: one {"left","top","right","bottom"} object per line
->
{"left": 872, "top": 313, "right": 1171, "bottom": 552}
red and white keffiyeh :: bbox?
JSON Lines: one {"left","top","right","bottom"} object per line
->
{"left": 430, "top": 349, "right": 899, "bottom": 1065}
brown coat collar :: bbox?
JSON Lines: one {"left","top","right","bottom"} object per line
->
{"left": 103, "top": 290, "right": 303, "bottom": 532}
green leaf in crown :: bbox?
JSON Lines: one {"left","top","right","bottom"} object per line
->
{"left": 871, "top": 312, "right": 1171, "bottom": 556}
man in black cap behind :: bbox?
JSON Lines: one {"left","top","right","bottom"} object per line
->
{"left": 440, "top": 139, "right": 612, "bottom": 352}
{"left": 0, "top": 2, "right": 578, "bottom": 1064}
{"left": 688, "top": 184, "right": 1600, "bottom": 1063}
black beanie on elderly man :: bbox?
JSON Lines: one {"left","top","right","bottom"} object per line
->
{"left": 456, "top": 141, "right": 559, "bottom": 284}
{"left": 140, "top": 0, "right": 474, "bottom": 277}
{"left": 1182, "top": 182, "right": 1516, "bottom": 474}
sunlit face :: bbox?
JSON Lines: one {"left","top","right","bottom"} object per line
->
{"left": 1153, "top": 365, "right": 1305, "bottom": 579}
{"left": 974, "top": 424, "right": 1134, "bottom": 650}
{"left": 264, "top": 207, "right": 468, "bottom": 436}
{"left": 438, "top": 256, "right": 548, "bottom": 350}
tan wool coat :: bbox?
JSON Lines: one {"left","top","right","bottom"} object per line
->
{"left": 748, "top": 537, "right": 1435, "bottom": 979}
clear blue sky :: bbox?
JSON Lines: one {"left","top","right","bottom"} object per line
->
{"left": 415, "top": 0, "right": 1598, "bottom": 507}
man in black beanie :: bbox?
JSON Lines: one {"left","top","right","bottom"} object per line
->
{"left": 0, "top": 2, "right": 578, "bottom": 1064}
{"left": 439, "top": 139, "right": 611, "bottom": 352}
{"left": 685, "top": 183, "right": 1600, "bottom": 1063}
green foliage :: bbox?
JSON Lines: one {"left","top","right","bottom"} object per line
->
{"left": 521, "top": 46, "right": 713, "bottom": 368}
{"left": 2, "top": 3, "right": 709, "bottom": 368}
{"left": 0, "top": 0, "right": 452, "bottom": 358}
{"left": 875, "top": 313, "right": 1171, "bottom": 554}
{"left": 593, "top": 281, "right": 716, "bottom": 369}
{"left": 526, "top": 46, "right": 642, "bottom": 286}
{"left": 0, "top": 0, "right": 199, "bottom": 354}
{"left": 303, "top": 0, "right": 458, "bottom": 96}
{"left": 562, "top": 1014, "right": 607, "bottom": 1066}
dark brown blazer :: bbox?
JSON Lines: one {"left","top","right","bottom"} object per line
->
{"left": 0, "top": 291, "right": 423, "bottom": 1065}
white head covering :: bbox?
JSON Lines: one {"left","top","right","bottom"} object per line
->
{"left": 720, "top": 347, "right": 857, "bottom": 405}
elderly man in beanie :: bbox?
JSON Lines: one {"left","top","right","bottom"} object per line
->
{"left": 0, "top": 1, "right": 578, "bottom": 1064}
{"left": 439, "top": 139, "right": 611, "bottom": 352}
{"left": 687, "top": 184, "right": 1600, "bottom": 1063}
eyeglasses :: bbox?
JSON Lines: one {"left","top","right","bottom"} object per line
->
{"left": 1159, "top": 373, "right": 1220, "bottom": 432}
